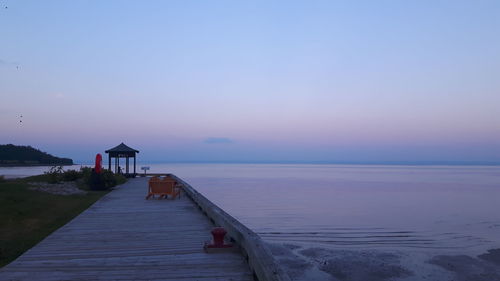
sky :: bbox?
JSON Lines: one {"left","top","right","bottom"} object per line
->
{"left": 0, "top": 0, "right": 499, "bottom": 164}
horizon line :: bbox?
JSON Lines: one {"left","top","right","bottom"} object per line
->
{"left": 73, "top": 160, "right": 500, "bottom": 166}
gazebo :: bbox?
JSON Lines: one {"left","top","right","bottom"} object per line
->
{"left": 105, "top": 143, "right": 139, "bottom": 177}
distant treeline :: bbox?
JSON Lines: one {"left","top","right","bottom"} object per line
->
{"left": 0, "top": 144, "right": 73, "bottom": 166}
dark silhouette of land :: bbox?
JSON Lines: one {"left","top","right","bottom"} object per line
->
{"left": 0, "top": 144, "right": 73, "bottom": 166}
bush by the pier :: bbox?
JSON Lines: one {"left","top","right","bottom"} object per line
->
{"left": 80, "top": 167, "right": 93, "bottom": 180}
{"left": 44, "top": 166, "right": 64, "bottom": 184}
{"left": 0, "top": 175, "right": 5, "bottom": 182}
{"left": 85, "top": 169, "right": 126, "bottom": 191}
{"left": 43, "top": 166, "right": 83, "bottom": 183}
{"left": 87, "top": 170, "right": 104, "bottom": 190}
{"left": 103, "top": 170, "right": 127, "bottom": 188}
{"left": 38, "top": 166, "right": 126, "bottom": 190}
{"left": 62, "top": 169, "right": 81, "bottom": 181}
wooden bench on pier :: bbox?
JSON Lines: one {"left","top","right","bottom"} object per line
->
{"left": 146, "top": 176, "right": 181, "bottom": 199}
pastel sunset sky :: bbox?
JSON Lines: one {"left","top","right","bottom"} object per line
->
{"left": 1, "top": 1, "right": 499, "bottom": 163}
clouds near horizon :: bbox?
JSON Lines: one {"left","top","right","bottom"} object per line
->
{"left": 204, "top": 137, "right": 234, "bottom": 144}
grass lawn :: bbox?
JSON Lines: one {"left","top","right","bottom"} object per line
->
{"left": 0, "top": 175, "right": 109, "bottom": 267}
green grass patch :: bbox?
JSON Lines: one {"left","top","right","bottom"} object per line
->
{"left": 0, "top": 177, "right": 109, "bottom": 267}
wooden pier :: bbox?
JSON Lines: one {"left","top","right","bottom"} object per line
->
{"left": 0, "top": 177, "right": 290, "bottom": 281}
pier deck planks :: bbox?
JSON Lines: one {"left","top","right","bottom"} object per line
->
{"left": 0, "top": 178, "right": 253, "bottom": 281}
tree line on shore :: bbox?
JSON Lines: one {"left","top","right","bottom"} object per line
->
{"left": 0, "top": 144, "right": 73, "bottom": 166}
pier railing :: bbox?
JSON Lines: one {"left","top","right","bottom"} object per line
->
{"left": 170, "top": 174, "right": 291, "bottom": 281}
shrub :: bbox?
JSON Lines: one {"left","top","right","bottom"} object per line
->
{"left": 85, "top": 169, "right": 126, "bottom": 191}
{"left": 0, "top": 175, "right": 5, "bottom": 182}
{"left": 88, "top": 170, "right": 105, "bottom": 190}
{"left": 44, "top": 166, "right": 64, "bottom": 184}
{"left": 80, "top": 167, "right": 93, "bottom": 180}
{"left": 62, "top": 169, "right": 81, "bottom": 181}
{"left": 114, "top": 174, "right": 127, "bottom": 186}
{"left": 101, "top": 170, "right": 117, "bottom": 188}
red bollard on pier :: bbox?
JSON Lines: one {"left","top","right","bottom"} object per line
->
{"left": 204, "top": 227, "right": 234, "bottom": 253}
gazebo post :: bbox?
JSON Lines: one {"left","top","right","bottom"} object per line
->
{"left": 126, "top": 157, "right": 129, "bottom": 175}
{"left": 133, "top": 156, "right": 136, "bottom": 175}
{"left": 108, "top": 154, "right": 111, "bottom": 171}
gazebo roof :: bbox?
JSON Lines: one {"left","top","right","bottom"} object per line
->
{"left": 105, "top": 143, "right": 139, "bottom": 153}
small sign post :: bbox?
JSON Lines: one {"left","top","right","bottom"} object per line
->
{"left": 140, "top": 166, "right": 150, "bottom": 176}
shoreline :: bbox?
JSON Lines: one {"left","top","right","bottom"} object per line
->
{"left": 0, "top": 164, "right": 77, "bottom": 167}
{"left": 0, "top": 165, "right": 84, "bottom": 180}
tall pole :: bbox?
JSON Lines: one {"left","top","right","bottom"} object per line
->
{"left": 108, "top": 154, "right": 111, "bottom": 170}
{"left": 126, "top": 157, "right": 129, "bottom": 175}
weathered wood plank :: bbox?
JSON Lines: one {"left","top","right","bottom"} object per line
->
{"left": 172, "top": 175, "right": 291, "bottom": 281}
{"left": 0, "top": 178, "right": 253, "bottom": 281}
